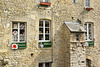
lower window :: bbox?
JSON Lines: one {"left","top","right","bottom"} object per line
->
{"left": 12, "top": 22, "right": 26, "bottom": 42}
{"left": 39, "top": 62, "right": 52, "bottom": 67}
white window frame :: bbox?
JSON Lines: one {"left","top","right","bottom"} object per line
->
{"left": 39, "top": 20, "right": 50, "bottom": 42}
{"left": 40, "top": 0, "right": 49, "bottom": 2}
{"left": 85, "top": 23, "right": 93, "bottom": 41}
{"left": 86, "top": 0, "right": 90, "bottom": 7}
{"left": 73, "top": 0, "right": 78, "bottom": 4}
{"left": 12, "top": 22, "right": 26, "bottom": 42}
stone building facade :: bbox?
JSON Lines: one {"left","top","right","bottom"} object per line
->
{"left": 0, "top": 0, "right": 100, "bottom": 67}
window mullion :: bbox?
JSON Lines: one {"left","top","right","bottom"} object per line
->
{"left": 44, "top": 21, "right": 45, "bottom": 41}
{"left": 18, "top": 23, "right": 20, "bottom": 42}
{"left": 87, "top": 23, "right": 89, "bottom": 40}
{"left": 44, "top": 63, "right": 45, "bottom": 67}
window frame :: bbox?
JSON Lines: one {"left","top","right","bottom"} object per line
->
{"left": 85, "top": 23, "right": 93, "bottom": 41}
{"left": 39, "top": 20, "right": 50, "bottom": 42}
{"left": 12, "top": 22, "right": 26, "bottom": 43}
{"left": 85, "top": 0, "right": 90, "bottom": 7}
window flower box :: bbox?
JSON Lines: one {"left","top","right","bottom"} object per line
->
{"left": 40, "top": 2, "right": 51, "bottom": 6}
{"left": 85, "top": 7, "right": 93, "bottom": 11}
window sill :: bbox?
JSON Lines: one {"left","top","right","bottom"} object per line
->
{"left": 85, "top": 7, "right": 94, "bottom": 11}
{"left": 39, "top": 40, "right": 50, "bottom": 42}
{"left": 40, "top": 2, "right": 51, "bottom": 6}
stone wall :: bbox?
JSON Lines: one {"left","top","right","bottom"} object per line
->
{"left": 0, "top": 0, "right": 52, "bottom": 67}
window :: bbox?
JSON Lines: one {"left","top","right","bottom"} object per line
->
{"left": 85, "top": 23, "right": 93, "bottom": 41}
{"left": 76, "top": 33, "right": 80, "bottom": 41}
{"left": 12, "top": 22, "right": 26, "bottom": 42}
{"left": 39, "top": 63, "right": 52, "bottom": 67}
{"left": 39, "top": 20, "right": 50, "bottom": 41}
{"left": 73, "top": 0, "right": 78, "bottom": 3}
{"left": 86, "top": 59, "right": 91, "bottom": 67}
{"left": 86, "top": 0, "right": 90, "bottom": 7}
{"left": 40, "top": 0, "right": 49, "bottom": 2}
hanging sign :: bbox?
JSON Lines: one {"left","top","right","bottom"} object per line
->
{"left": 12, "top": 44, "right": 18, "bottom": 49}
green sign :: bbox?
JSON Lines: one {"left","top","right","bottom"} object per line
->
{"left": 39, "top": 42, "right": 52, "bottom": 48}
{"left": 88, "top": 41, "right": 94, "bottom": 46}
{"left": 12, "top": 42, "right": 26, "bottom": 49}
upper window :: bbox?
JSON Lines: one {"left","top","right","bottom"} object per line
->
{"left": 85, "top": 23, "right": 93, "bottom": 41}
{"left": 73, "top": 0, "right": 78, "bottom": 4}
{"left": 86, "top": 0, "right": 90, "bottom": 7}
{"left": 12, "top": 22, "right": 26, "bottom": 42}
{"left": 39, "top": 62, "right": 52, "bottom": 67}
{"left": 39, "top": 20, "right": 50, "bottom": 41}
{"left": 40, "top": 0, "right": 49, "bottom": 2}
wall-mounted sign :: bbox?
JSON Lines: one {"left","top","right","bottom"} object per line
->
{"left": 39, "top": 42, "right": 52, "bottom": 48}
{"left": 88, "top": 41, "right": 94, "bottom": 46}
{"left": 12, "top": 42, "right": 26, "bottom": 49}
{"left": 12, "top": 44, "right": 18, "bottom": 49}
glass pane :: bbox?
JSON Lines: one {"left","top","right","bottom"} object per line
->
{"left": 20, "top": 30, "right": 25, "bottom": 41}
{"left": 45, "top": 21, "right": 49, "bottom": 27}
{"left": 39, "top": 63, "right": 43, "bottom": 67}
{"left": 45, "top": 28, "right": 49, "bottom": 34}
{"left": 12, "top": 29, "right": 18, "bottom": 41}
{"left": 39, "top": 28, "right": 43, "bottom": 34}
{"left": 45, "top": 63, "right": 50, "bottom": 67}
{"left": 20, "top": 23, "right": 25, "bottom": 29}
{"left": 76, "top": 34, "right": 79, "bottom": 41}
{"left": 39, "top": 34, "right": 43, "bottom": 40}
{"left": 89, "top": 24, "right": 92, "bottom": 40}
{"left": 45, "top": 0, "right": 48, "bottom": 2}
{"left": 86, "top": 0, "right": 89, "bottom": 7}
{"left": 45, "top": 35, "right": 49, "bottom": 40}
{"left": 13, "top": 23, "right": 18, "bottom": 29}
{"left": 39, "top": 21, "right": 43, "bottom": 27}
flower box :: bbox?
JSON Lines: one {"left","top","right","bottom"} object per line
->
{"left": 85, "top": 7, "right": 93, "bottom": 11}
{"left": 40, "top": 2, "right": 51, "bottom": 6}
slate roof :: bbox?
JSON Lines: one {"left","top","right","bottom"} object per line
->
{"left": 65, "top": 22, "right": 86, "bottom": 32}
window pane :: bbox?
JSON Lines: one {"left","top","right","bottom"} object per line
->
{"left": 45, "top": 0, "right": 48, "bottom": 2}
{"left": 20, "top": 30, "right": 25, "bottom": 41}
{"left": 45, "top": 21, "right": 49, "bottom": 27}
{"left": 39, "top": 63, "right": 43, "bottom": 67}
{"left": 39, "top": 34, "right": 43, "bottom": 40}
{"left": 39, "top": 28, "right": 43, "bottom": 34}
{"left": 45, "top": 35, "right": 49, "bottom": 40}
{"left": 12, "top": 29, "right": 18, "bottom": 41}
{"left": 86, "top": 0, "right": 90, "bottom": 7}
{"left": 45, "top": 63, "right": 50, "bottom": 67}
{"left": 89, "top": 24, "right": 92, "bottom": 40}
{"left": 40, "top": 0, "right": 43, "bottom": 2}
{"left": 45, "top": 28, "right": 49, "bottom": 34}
{"left": 39, "top": 21, "right": 43, "bottom": 27}
{"left": 20, "top": 23, "right": 25, "bottom": 29}
{"left": 20, "top": 23, "right": 25, "bottom": 41}
{"left": 76, "top": 34, "right": 80, "bottom": 41}
{"left": 13, "top": 23, "right": 18, "bottom": 29}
